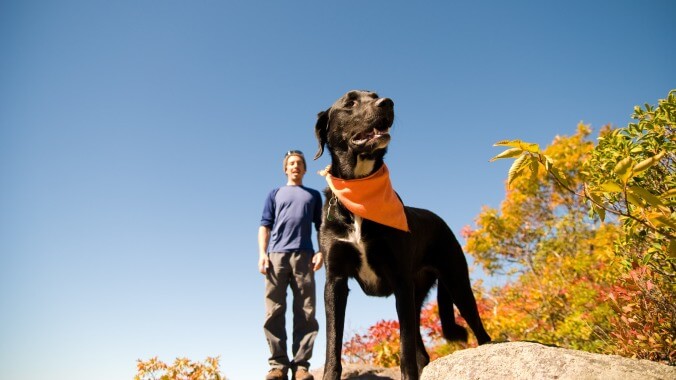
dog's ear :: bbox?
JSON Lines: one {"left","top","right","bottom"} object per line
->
{"left": 314, "top": 108, "right": 330, "bottom": 160}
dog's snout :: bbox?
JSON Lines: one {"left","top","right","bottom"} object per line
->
{"left": 376, "top": 97, "right": 394, "bottom": 108}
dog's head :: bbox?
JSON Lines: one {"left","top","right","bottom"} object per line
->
{"left": 314, "top": 90, "right": 394, "bottom": 178}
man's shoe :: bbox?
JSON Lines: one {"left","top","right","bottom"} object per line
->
{"left": 265, "top": 368, "right": 288, "bottom": 380}
{"left": 294, "top": 368, "right": 314, "bottom": 380}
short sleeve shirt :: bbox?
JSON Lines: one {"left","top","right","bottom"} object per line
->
{"left": 261, "top": 185, "right": 322, "bottom": 253}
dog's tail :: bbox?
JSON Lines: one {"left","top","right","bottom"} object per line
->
{"left": 437, "top": 282, "right": 469, "bottom": 342}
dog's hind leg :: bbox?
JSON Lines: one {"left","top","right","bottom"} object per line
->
{"left": 437, "top": 282, "right": 468, "bottom": 342}
{"left": 438, "top": 245, "right": 492, "bottom": 345}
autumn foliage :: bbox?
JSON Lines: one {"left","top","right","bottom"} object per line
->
{"left": 341, "top": 91, "right": 675, "bottom": 366}
{"left": 342, "top": 301, "right": 488, "bottom": 366}
{"left": 135, "top": 356, "right": 226, "bottom": 380}
{"left": 343, "top": 320, "right": 401, "bottom": 367}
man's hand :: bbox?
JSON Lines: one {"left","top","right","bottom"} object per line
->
{"left": 312, "top": 252, "right": 323, "bottom": 271}
{"left": 258, "top": 253, "right": 269, "bottom": 275}
{"left": 258, "top": 226, "right": 271, "bottom": 275}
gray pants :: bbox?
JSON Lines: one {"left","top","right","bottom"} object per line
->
{"left": 264, "top": 251, "right": 319, "bottom": 371}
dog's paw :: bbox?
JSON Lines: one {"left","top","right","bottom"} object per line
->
{"left": 442, "top": 323, "right": 468, "bottom": 342}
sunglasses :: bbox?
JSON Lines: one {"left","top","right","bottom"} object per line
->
{"left": 285, "top": 150, "right": 304, "bottom": 157}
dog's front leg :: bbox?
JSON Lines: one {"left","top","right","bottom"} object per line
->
{"left": 395, "top": 281, "right": 420, "bottom": 380}
{"left": 323, "top": 274, "right": 348, "bottom": 380}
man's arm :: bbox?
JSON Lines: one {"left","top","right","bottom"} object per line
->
{"left": 258, "top": 226, "right": 271, "bottom": 275}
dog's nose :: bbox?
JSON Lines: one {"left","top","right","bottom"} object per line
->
{"left": 376, "top": 97, "right": 394, "bottom": 108}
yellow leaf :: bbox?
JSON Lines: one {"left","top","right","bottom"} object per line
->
{"left": 540, "top": 154, "right": 554, "bottom": 171}
{"left": 490, "top": 147, "right": 524, "bottom": 162}
{"left": 494, "top": 139, "right": 540, "bottom": 153}
{"left": 648, "top": 213, "right": 676, "bottom": 230}
{"left": 661, "top": 188, "right": 676, "bottom": 199}
{"left": 519, "top": 142, "right": 541, "bottom": 153}
{"left": 626, "top": 191, "right": 643, "bottom": 208}
{"left": 508, "top": 154, "right": 531, "bottom": 188}
{"left": 494, "top": 139, "right": 524, "bottom": 148}
{"left": 633, "top": 151, "right": 665, "bottom": 174}
{"left": 613, "top": 157, "right": 634, "bottom": 183}
{"left": 529, "top": 156, "right": 539, "bottom": 182}
{"left": 628, "top": 186, "right": 665, "bottom": 207}
{"left": 600, "top": 182, "right": 623, "bottom": 193}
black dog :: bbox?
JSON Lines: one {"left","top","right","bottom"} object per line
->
{"left": 314, "top": 90, "right": 491, "bottom": 380}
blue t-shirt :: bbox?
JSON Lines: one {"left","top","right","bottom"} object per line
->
{"left": 260, "top": 185, "right": 323, "bottom": 253}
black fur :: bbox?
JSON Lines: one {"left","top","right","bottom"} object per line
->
{"left": 314, "top": 90, "right": 491, "bottom": 380}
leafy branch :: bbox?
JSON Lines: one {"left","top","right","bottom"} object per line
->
{"left": 491, "top": 141, "right": 675, "bottom": 241}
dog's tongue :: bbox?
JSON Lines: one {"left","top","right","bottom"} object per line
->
{"left": 354, "top": 128, "right": 387, "bottom": 144}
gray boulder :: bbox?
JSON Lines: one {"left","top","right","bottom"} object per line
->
{"left": 421, "top": 341, "right": 675, "bottom": 380}
{"left": 311, "top": 363, "right": 401, "bottom": 379}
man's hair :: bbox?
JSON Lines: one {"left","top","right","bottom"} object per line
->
{"left": 283, "top": 150, "right": 306, "bottom": 172}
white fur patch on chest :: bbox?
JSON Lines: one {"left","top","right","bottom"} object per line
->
{"left": 354, "top": 157, "right": 375, "bottom": 178}
{"left": 338, "top": 216, "right": 379, "bottom": 288}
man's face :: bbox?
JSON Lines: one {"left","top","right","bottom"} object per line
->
{"left": 285, "top": 155, "right": 306, "bottom": 181}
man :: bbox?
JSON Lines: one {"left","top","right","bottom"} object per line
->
{"left": 259, "top": 150, "right": 323, "bottom": 380}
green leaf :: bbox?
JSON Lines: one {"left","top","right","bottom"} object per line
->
{"left": 489, "top": 147, "right": 524, "bottom": 162}
{"left": 507, "top": 154, "right": 531, "bottom": 188}
{"left": 600, "top": 182, "right": 623, "bottom": 193}
{"left": 626, "top": 191, "right": 644, "bottom": 208}
{"left": 669, "top": 240, "right": 676, "bottom": 258}
{"left": 588, "top": 192, "right": 606, "bottom": 222}
{"left": 594, "top": 206, "right": 606, "bottom": 222}
{"left": 613, "top": 157, "right": 634, "bottom": 183}
{"left": 595, "top": 205, "right": 606, "bottom": 222}
{"left": 633, "top": 151, "right": 665, "bottom": 174}
{"left": 628, "top": 186, "right": 665, "bottom": 207}
{"left": 642, "top": 251, "right": 654, "bottom": 265}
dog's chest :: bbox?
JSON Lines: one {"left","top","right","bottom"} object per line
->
{"left": 337, "top": 216, "right": 380, "bottom": 289}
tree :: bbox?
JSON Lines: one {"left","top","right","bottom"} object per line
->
{"left": 490, "top": 90, "right": 675, "bottom": 362}
{"left": 467, "top": 123, "right": 624, "bottom": 353}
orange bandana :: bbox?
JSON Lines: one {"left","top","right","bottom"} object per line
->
{"left": 321, "top": 164, "right": 409, "bottom": 232}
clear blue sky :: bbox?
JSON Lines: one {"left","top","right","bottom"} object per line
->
{"left": 1, "top": 1, "right": 674, "bottom": 379}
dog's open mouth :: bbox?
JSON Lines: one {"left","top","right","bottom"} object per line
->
{"left": 351, "top": 128, "right": 391, "bottom": 146}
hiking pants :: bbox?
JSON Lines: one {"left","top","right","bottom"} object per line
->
{"left": 264, "top": 251, "right": 318, "bottom": 371}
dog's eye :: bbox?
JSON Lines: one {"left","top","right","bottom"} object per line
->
{"left": 346, "top": 100, "right": 359, "bottom": 108}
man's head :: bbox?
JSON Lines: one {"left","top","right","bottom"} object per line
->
{"left": 283, "top": 150, "right": 307, "bottom": 184}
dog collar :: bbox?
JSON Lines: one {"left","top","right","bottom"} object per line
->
{"left": 320, "top": 164, "right": 409, "bottom": 232}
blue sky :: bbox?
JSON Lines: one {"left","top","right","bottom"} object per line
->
{"left": 1, "top": 1, "right": 674, "bottom": 379}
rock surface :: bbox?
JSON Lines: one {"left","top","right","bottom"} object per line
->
{"left": 311, "top": 364, "right": 401, "bottom": 380}
{"left": 312, "top": 342, "right": 675, "bottom": 379}
{"left": 421, "top": 341, "right": 675, "bottom": 380}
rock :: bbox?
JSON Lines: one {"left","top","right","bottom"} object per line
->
{"left": 311, "top": 363, "right": 401, "bottom": 379}
{"left": 421, "top": 341, "right": 675, "bottom": 380}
